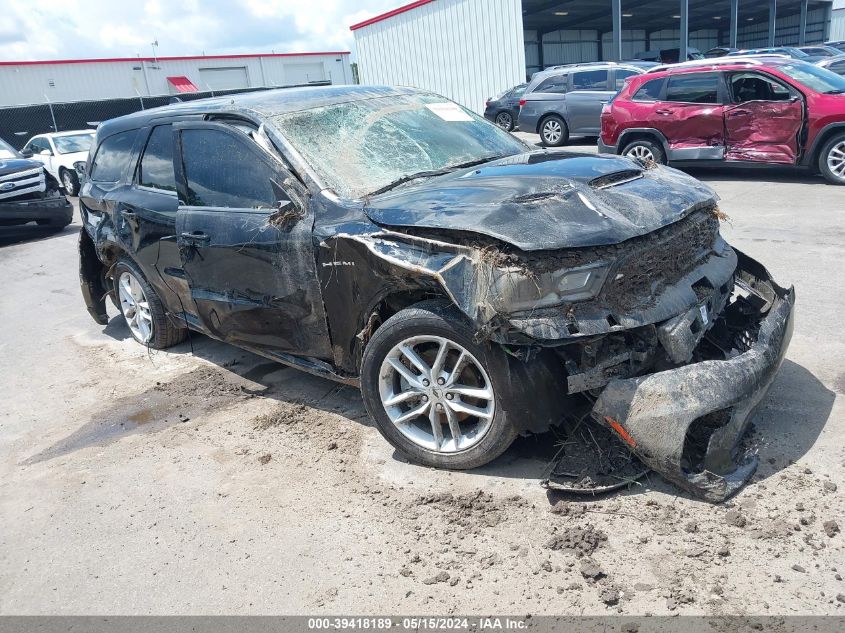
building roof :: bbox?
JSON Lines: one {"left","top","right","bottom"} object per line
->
{"left": 350, "top": 0, "right": 435, "bottom": 30}
{"left": 0, "top": 51, "right": 351, "bottom": 67}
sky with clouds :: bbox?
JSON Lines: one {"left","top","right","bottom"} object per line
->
{"left": 0, "top": 0, "right": 401, "bottom": 61}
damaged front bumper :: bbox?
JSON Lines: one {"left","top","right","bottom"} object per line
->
{"left": 592, "top": 250, "right": 795, "bottom": 502}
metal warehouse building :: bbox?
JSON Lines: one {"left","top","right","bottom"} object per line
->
{"left": 0, "top": 52, "right": 352, "bottom": 108}
{"left": 352, "top": 0, "right": 836, "bottom": 113}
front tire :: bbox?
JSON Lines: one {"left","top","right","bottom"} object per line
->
{"left": 112, "top": 258, "right": 187, "bottom": 349}
{"left": 539, "top": 115, "right": 568, "bottom": 147}
{"left": 819, "top": 133, "right": 845, "bottom": 185}
{"left": 360, "top": 301, "right": 519, "bottom": 469}
{"left": 621, "top": 138, "right": 667, "bottom": 165}
{"left": 59, "top": 168, "right": 80, "bottom": 196}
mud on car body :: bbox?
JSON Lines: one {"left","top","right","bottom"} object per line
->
{"left": 77, "top": 85, "right": 794, "bottom": 502}
{"left": 0, "top": 137, "right": 73, "bottom": 229}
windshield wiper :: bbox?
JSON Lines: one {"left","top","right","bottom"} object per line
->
{"left": 825, "top": 89, "right": 845, "bottom": 94}
{"left": 368, "top": 155, "right": 504, "bottom": 196}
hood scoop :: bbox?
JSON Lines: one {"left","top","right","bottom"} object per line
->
{"left": 589, "top": 169, "right": 643, "bottom": 190}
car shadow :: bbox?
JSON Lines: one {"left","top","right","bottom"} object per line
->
{"left": 678, "top": 165, "right": 828, "bottom": 186}
{"left": 0, "top": 221, "right": 78, "bottom": 247}
{"left": 47, "top": 316, "right": 834, "bottom": 505}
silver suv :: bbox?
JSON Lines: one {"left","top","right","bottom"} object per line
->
{"left": 517, "top": 62, "right": 645, "bottom": 146}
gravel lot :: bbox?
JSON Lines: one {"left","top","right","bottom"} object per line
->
{"left": 1, "top": 138, "right": 843, "bottom": 615}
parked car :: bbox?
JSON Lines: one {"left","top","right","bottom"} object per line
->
{"left": 797, "top": 45, "right": 845, "bottom": 58}
{"left": 518, "top": 62, "right": 646, "bottom": 145}
{"left": 818, "top": 54, "right": 845, "bottom": 76}
{"left": 483, "top": 83, "right": 527, "bottom": 131}
{"left": 599, "top": 58, "right": 845, "bottom": 184}
{"left": 727, "top": 47, "right": 825, "bottom": 62}
{"left": 77, "top": 85, "right": 794, "bottom": 502}
{"left": 704, "top": 47, "right": 739, "bottom": 58}
{"left": 0, "top": 137, "right": 73, "bottom": 229}
{"left": 826, "top": 40, "right": 845, "bottom": 53}
{"left": 22, "top": 130, "right": 95, "bottom": 196}
{"left": 633, "top": 47, "right": 704, "bottom": 63}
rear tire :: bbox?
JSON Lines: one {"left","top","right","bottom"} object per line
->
{"left": 622, "top": 138, "right": 667, "bottom": 165}
{"left": 539, "top": 115, "right": 569, "bottom": 147}
{"left": 360, "top": 300, "right": 519, "bottom": 470}
{"left": 112, "top": 258, "right": 187, "bottom": 349}
{"left": 495, "top": 111, "right": 515, "bottom": 132}
{"left": 818, "top": 133, "right": 845, "bottom": 185}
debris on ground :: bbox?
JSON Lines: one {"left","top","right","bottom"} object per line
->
{"left": 725, "top": 510, "right": 747, "bottom": 528}
{"left": 546, "top": 525, "right": 608, "bottom": 557}
{"left": 257, "top": 453, "right": 272, "bottom": 465}
{"left": 823, "top": 520, "right": 840, "bottom": 538}
{"left": 599, "top": 586, "right": 620, "bottom": 606}
{"left": 421, "top": 571, "right": 450, "bottom": 585}
{"left": 580, "top": 559, "right": 606, "bottom": 583}
{"left": 542, "top": 417, "right": 648, "bottom": 495}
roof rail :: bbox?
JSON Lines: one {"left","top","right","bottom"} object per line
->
{"left": 648, "top": 55, "right": 788, "bottom": 73}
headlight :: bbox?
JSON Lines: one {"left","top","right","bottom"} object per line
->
{"left": 490, "top": 262, "right": 609, "bottom": 312}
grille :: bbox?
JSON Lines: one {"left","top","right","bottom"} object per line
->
{"left": 603, "top": 208, "right": 720, "bottom": 310}
{"left": 0, "top": 167, "right": 46, "bottom": 201}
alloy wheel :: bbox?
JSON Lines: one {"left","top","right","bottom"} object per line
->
{"left": 827, "top": 140, "right": 845, "bottom": 181}
{"left": 495, "top": 112, "right": 513, "bottom": 130}
{"left": 62, "top": 171, "right": 74, "bottom": 192}
{"left": 377, "top": 335, "right": 495, "bottom": 453}
{"left": 118, "top": 271, "right": 153, "bottom": 343}
{"left": 624, "top": 144, "right": 655, "bottom": 161}
{"left": 542, "top": 119, "right": 562, "bottom": 144}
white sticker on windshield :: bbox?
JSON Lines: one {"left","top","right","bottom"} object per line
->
{"left": 426, "top": 102, "right": 473, "bottom": 122}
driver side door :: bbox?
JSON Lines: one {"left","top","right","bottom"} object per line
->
{"left": 173, "top": 122, "right": 332, "bottom": 359}
{"left": 723, "top": 72, "right": 805, "bottom": 164}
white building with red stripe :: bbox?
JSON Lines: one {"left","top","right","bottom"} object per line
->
{"left": 0, "top": 51, "right": 352, "bottom": 107}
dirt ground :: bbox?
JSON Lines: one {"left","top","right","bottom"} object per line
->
{"left": 0, "top": 143, "right": 843, "bottom": 615}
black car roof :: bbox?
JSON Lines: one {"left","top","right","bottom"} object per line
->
{"left": 97, "top": 84, "right": 423, "bottom": 137}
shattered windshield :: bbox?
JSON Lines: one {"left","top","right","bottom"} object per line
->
{"left": 271, "top": 93, "right": 528, "bottom": 198}
{"left": 53, "top": 133, "right": 95, "bottom": 154}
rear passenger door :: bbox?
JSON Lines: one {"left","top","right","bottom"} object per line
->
{"left": 651, "top": 72, "right": 726, "bottom": 160}
{"left": 173, "top": 122, "right": 332, "bottom": 358}
{"left": 565, "top": 69, "right": 613, "bottom": 135}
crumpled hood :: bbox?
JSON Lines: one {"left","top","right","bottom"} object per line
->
{"left": 364, "top": 151, "right": 718, "bottom": 251}
{"left": 0, "top": 158, "right": 43, "bottom": 178}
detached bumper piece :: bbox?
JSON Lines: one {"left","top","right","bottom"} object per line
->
{"left": 0, "top": 194, "right": 73, "bottom": 226}
{"left": 591, "top": 250, "right": 795, "bottom": 502}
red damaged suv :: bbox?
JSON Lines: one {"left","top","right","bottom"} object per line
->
{"left": 599, "top": 57, "right": 845, "bottom": 184}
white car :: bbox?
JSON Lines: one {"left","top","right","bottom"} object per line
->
{"left": 22, "top": 130, "right": 95, "bottom": 196}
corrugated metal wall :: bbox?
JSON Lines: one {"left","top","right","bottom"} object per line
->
{"left": 0, "top": 54, "right": 352, "bottom": 107}
{"left": 353, "top": 0, "right": 526, "bottom": 114}
{"left": 735, "top": 7, "right": 829, "bottom": 47}
{"left": 834, "top": 8, "right": 845, "bottom": 38}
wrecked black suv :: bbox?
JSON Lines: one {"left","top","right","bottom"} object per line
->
{"left": 78, "top": 86, "right": 794, "bottom": 501}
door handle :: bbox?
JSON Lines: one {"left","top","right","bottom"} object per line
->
{"left": 655, "top": 109, "right": 674, "bottom": 115}
{"left": 180, "top": 231, "right": 210, "bottom": 245}
{"left": 729, "top": 109, "right": 751, "bottom": 117}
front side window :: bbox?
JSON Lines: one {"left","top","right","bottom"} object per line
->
{"left": 730, "top": 72, "right": 792, "bottom": 102}
{"left": 666, "top": 74, "right": 720, "bottom": 103}
{"left": 534, "top": 75, "right": 569, "bottom": 94}
{"left": 180, "top": 129, "right": 278, "bottom": 208}
{"left": 91, "top": 130, "right": 138, "bottom": 182}
{"left": 271, "top": 93, "right": 527, "bottom": 199}
{"left": 572, "top": 70, "right": 609, "bottom": 90}
{"left": 139, "top": 125, "right": 176, "bottom": 192}
{"left": 53, "top": 133, "right": 95, "bottom": 154}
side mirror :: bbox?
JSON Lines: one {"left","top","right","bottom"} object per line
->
{"left": 40, "top": 149, "right": 52, "bottom": 156}
{"left": 21, "top": 149, "right": 33, "bottom": 158}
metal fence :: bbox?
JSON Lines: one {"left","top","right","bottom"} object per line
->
{"left": 0, "top": 82, "right": 330, "bottom": 149}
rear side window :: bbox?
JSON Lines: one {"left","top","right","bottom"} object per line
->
{"left": 828, "top": 60, "right": 845, "bottom": 75}
{"left": 139, "top": 125, "right": 175, "bottom": 192}
{"left": 534, "top": 75, "right": 569, "bottom": 94}
{"left": 180, "top": 129, "right": 277, "bottom": 209}
{"left": 615, "top": 69, "right": 640, "bottom": 90}
{"left": 633, "top": 78, "right": 664, "bottom": 101}
{"left": 666, "top": 74, "right": 721, "bottom": 103}
{"left": 572, "top": 70, "right": 609, "bottom": 90}
{"left": 91, "top": 130, "right": 137, "bottom": 182}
